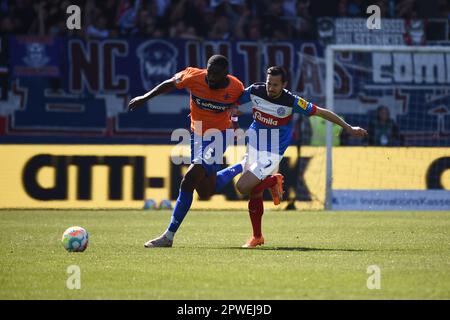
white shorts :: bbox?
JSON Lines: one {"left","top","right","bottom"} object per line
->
{"left": 243, "top": 144, "right": 283, "bottom": 180}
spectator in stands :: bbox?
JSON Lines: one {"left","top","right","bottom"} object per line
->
{"left": 168, "top": 0, "right": 210, "bottom": 38}
{"left": 232, "top": 6, "right": 248, "bottom": 39}
{"left": 208, "top": 15, "right": 233, "bottom": 39}
{"left": 282, "top": 0, "right": 298, "bottom": 17}
{"left": 29, "top": 0, "right": 69, "bottom": 35}
{"left": 416, "top": 0, "right": 440, "bottom": 18}
{"left": 211, "top": 0, "right": 246, "bottom": 25}
{"left": 310, "top": 0, "right": 339, "bottom": 17}
{"left": 9, "top": 0, "right": 35, "bottom": 34}
{"left": 309, "top": 115, "right": 343, "bottom": 146}
{"left": 237, "top": 14, "right": 262, "bottom": 40}
{"left": 131, "top": 7, "right": 166, "bottom": 37}
{"left": 294, "top": 0, "right": 314, "bottom": 40}
{"left": 97, "top": 0, "right": 117, "bottom": 30}
{"left": 346, "top": 0, "right": 363, "bottom": 17}
{"left": 367, "top": 105, "right": 403, "bottom": 146}
{"left": 374, "top": 0, "right": 390, "bottom": 18}
{"left": 153, "top": 0, "right": 171, "bottom": 18}
{"left": 86, "top": 15, "right": 110, "bottom": 39}
{"left": 116, "top": 0, "right": 141, "bottom": 35}
{"left": 292, "top": 113, "right": 312, "bottom": 146}
{"left": 0, "top": 15, "right": 15, "bottom": 34}
{"left": 0, "top": 0, "right": 445, "bottom": 40}
{"left": 170, "top": 20, "right": 201, "bottom": 40}
{"left": 261, "top": 0, "right": 293, "bottom": 40}
{"left": 437, "top": 0, "right": 450, "bottom": 20}
{"left": 397, "top": 0, "right": 419, "bottom": 19}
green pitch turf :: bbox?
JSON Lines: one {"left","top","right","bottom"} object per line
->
{"left": 0, "top": 209, "right": 449, "bottom": 299}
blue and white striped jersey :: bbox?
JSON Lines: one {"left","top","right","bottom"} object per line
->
{"left": 239, "top": 83, "right": 317, "bottom": 155}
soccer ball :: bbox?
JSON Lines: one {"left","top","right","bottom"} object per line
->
{"left": 62, "top": 226, "right": 89, "bottom": 252}
{"left": 159, "top": 199, "right": 173, "bottom": 210}
{"left": 143, "top": 199, "right": 157, "bottom": 210}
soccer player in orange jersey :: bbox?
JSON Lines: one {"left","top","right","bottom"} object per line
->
{"left": 128, "top": 55, "right": 244, "bottom": 247}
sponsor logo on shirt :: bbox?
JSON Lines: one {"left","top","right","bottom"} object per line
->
{"left": 193, "top": 96, "right": 231, "bottom": 112}
{"left": 254, "top": 111, "right": 279, "bottom": 126}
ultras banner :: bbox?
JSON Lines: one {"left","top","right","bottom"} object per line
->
{"left": 2, "top": 37, "right": 449, "bottom": 146}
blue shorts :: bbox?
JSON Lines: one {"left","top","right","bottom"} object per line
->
{"left": 190, "top": 130, "right": 231, "bottom": 176}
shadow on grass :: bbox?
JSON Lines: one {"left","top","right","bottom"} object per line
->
{"left": 213, "top": 246, "right": 369, "bottom": 252}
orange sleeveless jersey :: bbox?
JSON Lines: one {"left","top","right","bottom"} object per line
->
{"left": 173, "top": 67, "right": 244, "bottom": 134}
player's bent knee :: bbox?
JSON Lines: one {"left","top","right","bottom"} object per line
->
{"left": 181, "top": 171, "right": 201, "bottom": 192}
{"left": 196, "top": 189, "right": 213, "bottom": 200}
{"left": 195, "top": 183, "right": 214, "bottom": 200}
{"left": 236, "top": 180, "right": 251, "bottom": 195}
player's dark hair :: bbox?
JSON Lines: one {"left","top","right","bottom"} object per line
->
{"left": 267, "top": 66, "right": 287, "bottom": 82}
{"left": 207, "top": 55, "right": 229, "bottom": 70}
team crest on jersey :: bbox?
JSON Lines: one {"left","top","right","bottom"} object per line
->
{"left": 277, "top": 107, "right": 286, "bottom": 116}
{"left": 137, "top": 40, "right": 178, "bottom": 90}
{"left": 297, "top": 98, "right": 308, "bottom": 110}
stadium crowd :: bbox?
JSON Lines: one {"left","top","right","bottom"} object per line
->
{"left": 0, "top": 0, "right": 449, "bottom": 40}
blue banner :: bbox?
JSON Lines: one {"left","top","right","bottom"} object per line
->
{"left": 1, "top": 37, "right": 449, "bottom": 146}
{"left": 9, "top": 36, "right": 62, "bottom": 78}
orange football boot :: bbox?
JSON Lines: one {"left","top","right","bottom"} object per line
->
{"left": 269, "top": 174, "right": 284, "bottom": 205}
{"left": 242, "top": 236, "right": 265, "bottom": 248}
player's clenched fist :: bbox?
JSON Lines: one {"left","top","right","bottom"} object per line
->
{"left": 347, "top": 126, "right": 368, "bottom": 137}
{"left": 128, "top": 96, "right": 146, "bottom": 111}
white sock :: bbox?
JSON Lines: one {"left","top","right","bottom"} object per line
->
{"left": 163, "top": 230, "right": 175, "bottom": 240}
{"left": 240, "top": 158, "right": 247, "bottom": 172}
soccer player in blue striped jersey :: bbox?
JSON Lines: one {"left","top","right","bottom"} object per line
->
{"left": 234, "top": 66, "right": 367, "bottom": 248}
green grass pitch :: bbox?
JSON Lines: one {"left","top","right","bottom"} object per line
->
{"left": 1, "top": 209, "right": 449, "bottom": 299}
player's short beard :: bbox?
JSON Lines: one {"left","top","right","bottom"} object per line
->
{"left": 268, "top": 90, "right": 281, "bottom": 99}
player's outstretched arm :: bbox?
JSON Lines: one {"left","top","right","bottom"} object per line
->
{"left": 128, "top": 79, "right": 177, "bottom": 112}
{"left": 314, "top": 106, "right": 368, "bottom": 137}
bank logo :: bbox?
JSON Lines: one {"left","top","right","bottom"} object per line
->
{"left": 137, "top": 40, "right": 178, "bottom": 91}
{"left": 23, "top": 43, "right": 50, "bottom": 68}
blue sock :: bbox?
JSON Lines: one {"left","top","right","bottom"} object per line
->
{"left": 167, "top": 190, "right": 193, "bottom": 233}
{"left": 215, "top": 162, "right": 243, "bottom": 193}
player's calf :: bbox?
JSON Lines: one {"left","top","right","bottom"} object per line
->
{"left": 195, "top": 175, "right": 217, "bottom": 200}
{"left": 268, "top": 174, "right": 284, "bottom": 205}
